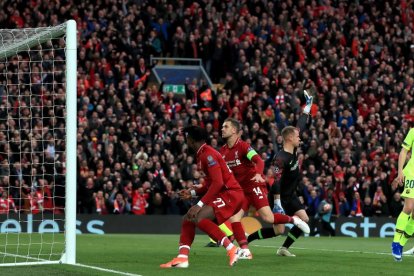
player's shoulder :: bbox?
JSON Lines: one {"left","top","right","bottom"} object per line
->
{"left": 273, "top": 150, "right": 289, "bottom": 163}
{"left": 198, "top": 144, "right": 209, "bottom": 158}
{"left": 236, "top": 139, "right": 251, "bottom": 150}
{"left": 402, "top": 128, "right": 414, "bottom": 150}
{"left": 202, "top": 144, "right": 216, "bottom": 154}
{"left": 203, "top": 145, "right": 221, "bottom": 158}
{"left": 274, "top": 149, "right": 288, "bottom": 158}
{"left": 220, "top": 143, "right": 228, "bottom": 152}
{"left": 237, "top": 138, "right": 248, "bottom": 146}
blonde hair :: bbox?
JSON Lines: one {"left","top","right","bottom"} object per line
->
{"left": 281, "top": 126, "right": 297, "bottom": 141}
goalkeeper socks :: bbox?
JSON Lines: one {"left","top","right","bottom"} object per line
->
{"left": 248, "top": 228, "right": 276, "bottom": 243}
{"left": 282, "top": 226, "right": 302, "bottom": 248}
{"left": 219, "top": 221, "right": 233, "bottom": 236}
{"left": 400, "top": 216, "right": 414, "bottom": 246}
{"left": 394, "top": 212, "right": 410, "bottom": 243}
{"left": 231, "top": 222, "right": 248, "bottom": 249}
{"left": 224, "top": 221, "right": 234, "bottom": 233}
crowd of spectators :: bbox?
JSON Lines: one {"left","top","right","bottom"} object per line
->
{"left": 1, "top": 0, "right": 413, "bottom": 220}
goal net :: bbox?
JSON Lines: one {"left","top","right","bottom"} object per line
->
{"left": 0, "top": 20, "right": 76, "bottom": 266}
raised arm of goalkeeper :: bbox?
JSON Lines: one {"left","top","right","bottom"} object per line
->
{"left": 296, "top": 86, "right": 314, "bottom": 134}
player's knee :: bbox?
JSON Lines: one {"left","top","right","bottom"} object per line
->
{"left": 182, "top": 214, "right": 189, "bottom": 222}
{"left": 404, "top": 203, "right": 414, "bottom": 214}
{"left": 262, "top": 213, "right": 274, "bottom": 223}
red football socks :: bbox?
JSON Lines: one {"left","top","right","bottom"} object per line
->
{"left": 179, "top": 219, "right": 196, "bottom": 256}
{"left": 231, "top": 222, "right": 248, "bottom": 249}
{"left": 273, "top": 213, "right": 293, "bottom": 224}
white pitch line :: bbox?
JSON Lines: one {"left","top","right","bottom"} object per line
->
{"left": 75, "top": 263, "right": 143, "bottom": 276}
{"left": 252, "top": 244, "right": 414, "bottom": 257}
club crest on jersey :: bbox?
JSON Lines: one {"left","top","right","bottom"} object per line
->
{"left": 235, "top": 151, "right": 239, "bottom": 159}
{"left": 207, "top": 155, "right": 217, "bottom": 167}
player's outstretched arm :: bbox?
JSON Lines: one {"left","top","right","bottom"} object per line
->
{"left": 296, "top": 79, "right": 314, "bottom": 135}
{"left": 302, "top": 89, "right": 313, "bottom": 115}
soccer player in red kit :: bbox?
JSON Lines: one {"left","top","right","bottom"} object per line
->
{"left": 160, "top": 126, "right": 244, "bottom": 268}
{"left": 220, "top": 118, "right": 310, "bottom": 259}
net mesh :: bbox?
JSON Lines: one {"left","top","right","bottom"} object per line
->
{"left": 0, "top": 23, "right": 67, "bottom": 264}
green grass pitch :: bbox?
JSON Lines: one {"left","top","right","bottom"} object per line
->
{"left": 0, "top": 234, "right": 413, "bottom": 275}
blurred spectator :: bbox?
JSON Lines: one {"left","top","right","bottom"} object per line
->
{"left": 95, "top": 190, "right": 109, "bottom": 215}
{"left": 110, "top": 191, "right": 131, "bottom": 214}
{"left": 389, "top": 192, "right": 404, "bottom": 218}
{"left": 0, "top": 190, "right": 17, "bottom": 214}
{"left": 317, "top": 198, "right": 335, "bottom": 236}
{"left": 337, "top": 192, "right": 350, "bottom": 217}
{"left": 350, "top": 192, "right": 363, "bottom": 217}
{"left": 131, "top": 188, "right": 148, "bottom": 215}
{"left": 29, "top": 189, "right": 44, "bottom": 215}
{"left": 362, "top": 197, "right": 375, "bottom": 217}
{"left": 372, "top": 186, "right": 389, "bottom": 216}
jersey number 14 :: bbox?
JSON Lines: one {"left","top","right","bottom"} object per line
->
{"left": 253, "top": 187, "right": 264, "bottom": 199}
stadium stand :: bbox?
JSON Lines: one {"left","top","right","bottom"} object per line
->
{"left": 0, "top": 0, "right": 412, "bottom": 221}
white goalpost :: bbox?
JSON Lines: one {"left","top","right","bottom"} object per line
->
{"left": 0, "top": 20, "right": 76, "bottom": 266}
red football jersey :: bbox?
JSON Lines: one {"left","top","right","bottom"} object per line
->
{"left": 196, "top": 144, "right": 242, "bottom": 205}
{"left": 220, "top": 138, "right": 262, "bottom": 187}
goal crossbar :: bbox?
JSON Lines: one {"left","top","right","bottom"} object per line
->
{"left": 0, "top": 24, "right": 66, "bottom": 60}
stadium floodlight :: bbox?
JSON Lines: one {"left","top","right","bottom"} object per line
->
{"left": 0, "top": 20, "right": 76, "bottom": 266}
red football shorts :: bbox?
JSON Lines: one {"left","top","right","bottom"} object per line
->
{"left": 241, "top": 184, "right": 269, "bottom": 212}
{"left": 208, "top": 189, "right": 244, "bottom": 224}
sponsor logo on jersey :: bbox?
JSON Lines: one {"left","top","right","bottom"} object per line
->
{"left": 225, "top": 159, "right": 241, "bottom": 168}
{"left": 291, "top": 160, "right": 299, "bottom": 171}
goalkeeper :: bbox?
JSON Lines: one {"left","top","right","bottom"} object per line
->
{"left": 247, "top": 82, "right": 314, "bottom": 257}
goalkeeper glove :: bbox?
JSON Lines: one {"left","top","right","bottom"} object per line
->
{"left": 272, "top": 201, "right": 285, "bottom": 214}
{"left": 303, "top": 90, "right": 313, "bottom": 115}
